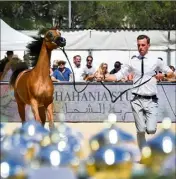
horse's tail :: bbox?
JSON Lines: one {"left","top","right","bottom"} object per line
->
{"left": 9, "top": 62, "right": 29, "bottom": 89}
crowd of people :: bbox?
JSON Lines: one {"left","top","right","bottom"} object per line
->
{"left": 0, "top": 51, "right": 176, "bottom": 83}
{"left": 50, "top": 54, "right": 176, "bottom": 83}
{"left": 49, "top": 55, "right": 133, "bottom": 82}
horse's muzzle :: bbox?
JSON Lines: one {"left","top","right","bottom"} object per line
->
{"left": 55, "top": 37, "right": 66, "bottom": 47}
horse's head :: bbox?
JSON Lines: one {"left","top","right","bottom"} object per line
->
{"left": 44, "top": 28, "right": 66, "bottom": 50}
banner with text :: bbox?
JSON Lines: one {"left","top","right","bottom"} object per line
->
{"left": 0, "top": 83, "right": 175, "bottom": 122}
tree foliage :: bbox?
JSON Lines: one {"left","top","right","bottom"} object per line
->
{"left": 0, "top": 1, "right": 175, "bottom": 30}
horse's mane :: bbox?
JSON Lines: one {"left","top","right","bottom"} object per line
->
{"left": 25, "top": 28, "right": 49, "bottom": 67}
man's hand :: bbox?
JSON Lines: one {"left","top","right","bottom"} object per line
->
{"left": 155, "top": 73, "right": 164, "bottom": 81}
{"left": 84, "top": 74, "right": 95, "bottom": 81}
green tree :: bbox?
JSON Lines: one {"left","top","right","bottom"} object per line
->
{"left": 0, "top": 1, "right": 68, "bottom": 30}
{"left": 0, "top": 1, "right": 175, "bottom": 30}
{"left": 122, "top": 1, "right": 176, "bottom": 29}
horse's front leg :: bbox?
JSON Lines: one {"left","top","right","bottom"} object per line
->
{"left": 46, "top": 102, "right": 54, "bottom": 130}
{"left": 30, "top": 99, "right": 42, "bottom": 124}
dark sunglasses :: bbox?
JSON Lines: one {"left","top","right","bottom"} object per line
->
{"left": 137, "top": 44, "right": 146, "bottom": 47}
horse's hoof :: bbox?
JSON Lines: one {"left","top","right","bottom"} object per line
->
{"left": 22, "top": 121, "right": 26, "bottom": 125}
{"left": 37, "top": 120, "right": 43, "bottom": 125}
{"left": 49, "top": 123, "right": 55, "bottom": 130}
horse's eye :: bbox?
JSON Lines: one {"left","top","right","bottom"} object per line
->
{"left": 46, "top": 32, "right": 54, "bottom": 40}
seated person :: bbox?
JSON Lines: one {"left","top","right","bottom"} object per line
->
{"left": 94, "top": 63, "right": 109, "bottom": 81}
{"left": 51, "top": 60, "right": 72, "bottom": 82}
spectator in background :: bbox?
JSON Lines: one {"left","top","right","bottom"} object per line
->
{"left": 70, "top": 55, "right": 84, "bottom": 82}
{"left": 94, "top": 63, "right": 109, "bottom": 81}
{"left": 110, "top": 61, "right": 133, "bottom": 82}
{"left": 166, "top": 65, "right": 176, "bottom": 82}
{"left": 82, "top": 55, "right": 96, "bottom": 81}
{"left": 155, "top": 65, "right": 176, "bottom": 82}
{"left": 0, "top": 51, "right": 14, "bottom": 78}
{"left": 51, "top": 60, "right": 72, "bottom": 82}
{"left": 110, "top": 61, "right": 122, "bottom": 74}
{"left": 169, "top": 65, "right": 175, "bottom": 73}
{"left": 52, "top": 60, "right": 59, "bottom": 71}
{"left": 0, "top": 55, "right": 22, "bottom": 81}
{"left": 50, "top": 60, "right": 59, "bottom": 76}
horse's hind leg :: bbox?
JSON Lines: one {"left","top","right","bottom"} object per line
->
{"left": 15, "top": 93, "right": 26, "bottom": 124}
{"left": 38, "top": 106, "right": 46, "bottom": 126}
{"left": 46, "top": 102, "right": 54, "bottom": 130}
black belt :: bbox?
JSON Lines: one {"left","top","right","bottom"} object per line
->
{"left": 132, "top": 93, "right": 157, "bottom": 100}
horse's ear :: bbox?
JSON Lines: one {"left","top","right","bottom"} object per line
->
{"left": 54, "top": 15, "right": 63, "bottom": 30}
{"left": 54, "top": 20, "right": 60, "bottom": 30}
{"left": 56, "top": 24, "right": 60, "bottom": 30}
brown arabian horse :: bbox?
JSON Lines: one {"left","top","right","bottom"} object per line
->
{"left": 9, "top": 28, "right": 66, "bottom": 129}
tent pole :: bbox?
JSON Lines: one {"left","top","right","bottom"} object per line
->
{"left": 68, "top": 0, "right": 72, "bottom": 28}
{"left": 167, "top": 30, "right": 171, "bottom": 65}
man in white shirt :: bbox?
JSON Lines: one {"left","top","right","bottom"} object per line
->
{"left": 82, "top": 55, "right": 96, "bottom": 81}
{"left": 104, "top": 35, "right": 174, "bottom": 152}
{"left": 70, "top": 55, "right": 84, "bottom": 82}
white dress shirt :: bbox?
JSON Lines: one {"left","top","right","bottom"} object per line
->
{"left": 71, "top": 65, "right": 84, "bottom": 82}
{"left": 115, "top": 53, "right": 172, "bottom": 96}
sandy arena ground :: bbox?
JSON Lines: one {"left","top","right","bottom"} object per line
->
{"left": 4, "top": 122, "right": 176, "bottom": 157}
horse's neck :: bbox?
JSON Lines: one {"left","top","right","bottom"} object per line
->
{"left": 33, "top": 41, "right": 51, "bottom": 78}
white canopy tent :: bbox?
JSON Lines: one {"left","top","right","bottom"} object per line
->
{"left": 0, "top": 19, "right": 34, "bottom": 51}
{"left": 1, "top": 27, "right": 174, "bottom": 68}
{"left": 169, "top": 31, "right": 176, "bottom": 50}
{"left": 21, "top": 29, "right": 176, "bottom": 50}
{"left": 21, "top": 29, "right": 175, "bottom": 69}
{"left": 21, "top": 29, "right": 176, "bottom": 68}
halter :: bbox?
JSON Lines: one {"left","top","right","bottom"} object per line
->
{"left": 44, "top": 31, "right": 66, "bottom": 47}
